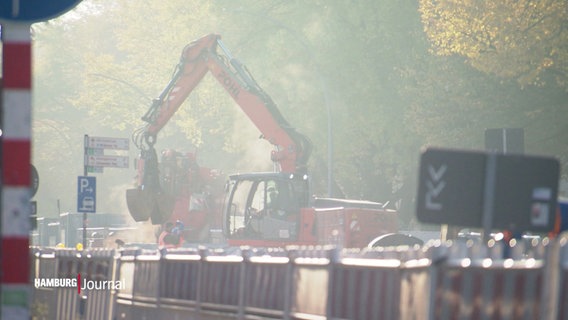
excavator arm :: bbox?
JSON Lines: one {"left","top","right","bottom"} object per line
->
{"left": 208, "top": 37, "right": 312, "bottom": 173}
{"left": 128, "top": 34, "right": 311, "bottom": 224}
{"left": 135, "top": 33, "right": 311, "bottom": 174}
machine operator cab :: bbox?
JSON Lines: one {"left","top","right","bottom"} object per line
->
{"left": 224, "top": 172, "right": 309, "bottom": 241}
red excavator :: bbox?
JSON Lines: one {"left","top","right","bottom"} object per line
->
{"left": 126, "top": 34, "right": 398, "bottom": 248}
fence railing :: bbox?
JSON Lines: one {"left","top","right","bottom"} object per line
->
{"left": 31, "top": 234, "right": 568, "bottom": 320}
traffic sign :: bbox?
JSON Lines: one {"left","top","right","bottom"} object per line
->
{"left": 0, "top": 0, "right": 83, "bottom": 23}
{"left": 86, "top": 148, "right": 104, "bottom": 156}
{"left": 77, "top": 176, "right": 96, "bottom": 213}
{"left": 416, "top": 148, "right": 560, "bottom": 233}
{"left": 85, "top": 155, "right": 129, "bottom": 168}
{"left": 85, "top": 149, "right": 104, "bottom": 172}
{"left": 87, "top": 136, "right": 129, "bottom": 150}
{"left": 86, "top": 166, "right": 104, "bottom": 173}
{"left": 491, "top": 154, "right": 559, "bottom": 231}
{"left": 416, "top": 148, "right": 486, "bottom": 227}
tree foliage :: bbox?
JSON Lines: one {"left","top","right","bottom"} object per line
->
{"left": 419, "top": 0, "right": 568, "bottom": 89}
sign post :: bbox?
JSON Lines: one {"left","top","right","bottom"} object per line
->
{"left": 80, "top": 134, "right": 128, "bottom": 248}
{"left": 1, "top": 2, "right": 82, "bottom": 318}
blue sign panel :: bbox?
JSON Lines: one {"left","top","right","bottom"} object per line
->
{"left": 77, "top": 176, "right": 96, "bottom": 213}
{"left": 0, "top": 0, "right": 83, "bottom": 23}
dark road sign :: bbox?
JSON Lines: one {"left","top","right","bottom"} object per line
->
{"left": 416, "top": 148, "right": 486, "bottom": 227}
{"left": 492, "top": 154, "right": 560, "bottom": 231}
{"left": 416, "top": 148, "right": 559, "bottom": 232}
{"left": 0, "top": 0, "right": 82, "bottom": 22}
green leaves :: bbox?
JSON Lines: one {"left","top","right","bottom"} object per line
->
{"left": 419, "top": 0, "right": 568, "bottom": 89}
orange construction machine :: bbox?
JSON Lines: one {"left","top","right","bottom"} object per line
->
{"left": 126, "top": 34, "right": 397, "bottom": 248}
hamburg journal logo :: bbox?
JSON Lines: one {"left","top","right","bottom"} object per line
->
{"left": 34, "top": 274, "right": 125, "bottom": 295}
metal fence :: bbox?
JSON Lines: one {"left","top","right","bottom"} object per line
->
{"left": 30, "top": 234, "right": 568, "bottom": 320}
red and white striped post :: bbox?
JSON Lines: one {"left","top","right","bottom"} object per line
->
{"left": 1, "top": 2, "right": 82, "bottom": 318}
{"left": 1, "top": 22, "right": 33, "bottom": 319}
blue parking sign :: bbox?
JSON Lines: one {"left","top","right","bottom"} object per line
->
{"left": 77, "top": 176, "right": 96, "bottom": 213}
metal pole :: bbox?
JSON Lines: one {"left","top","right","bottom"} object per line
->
{"left": 482, "top": 153, "right": 497, "bottom": 243}
{"left": 323, "top": 76, "right": 333, "bottom": 197}
{"left": 83, "top": 134, "right": 88, "bottom": 250}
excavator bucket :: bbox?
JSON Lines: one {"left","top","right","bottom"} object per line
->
{"left": 126, "top": 188, "right": 153, "bottom": 222}
{"left": 150, "top": 193, "right": 175, "bottom": 225}
{"left": 126, "top": 188, "right": 175, "bottom": 225}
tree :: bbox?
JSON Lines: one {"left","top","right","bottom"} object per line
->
{"left": 417, "top": 0, "right": 568, "bottom": 183}
{"left": 419, "top": 0, "right": 568, "bottom": 90}
{"left": 243, "top": 1, "right": 430, "bottom": 201}
{"left": 30, "top": 0, "right": 568, "bottom": 222}
{"left": 32, "top": 1, "right": 227, "bottom": 214}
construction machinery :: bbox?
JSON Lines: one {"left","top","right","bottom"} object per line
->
{"left": 126, "top": 34, "right": 397, "bottom": 247}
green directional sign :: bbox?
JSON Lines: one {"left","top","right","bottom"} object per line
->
{"left": 86, "top": 148, "right": 103, "bottom": 156}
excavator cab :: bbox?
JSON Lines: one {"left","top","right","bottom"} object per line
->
{"left": 224, "top": 172, "right": 309, "bottom": 242}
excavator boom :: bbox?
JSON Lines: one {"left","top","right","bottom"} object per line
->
{"left": 128, "top": 34, "right": 311, "bottom": 224}
{"left": 136, "top": 33, "right": 311, "bottom": 174}
{"left": 126, "top": 34, "right": 398, "bottom": 248}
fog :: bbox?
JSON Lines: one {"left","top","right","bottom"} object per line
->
{"left": 17, "top": 0, "right": 568, "bottom": 235}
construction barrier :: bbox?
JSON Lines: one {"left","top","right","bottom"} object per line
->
{"left": 199, "top": 249, "right": 243, "bottom": 312}
{"left": 329, "top": 256, "right": 402, "bottom": 319}
{"left": 114, "top": 248, "right": 161, "bottom": 320}
{"left": 428, "top": 239, "right": 552, "bottom": 320}
{"left": 432, "top": 259, "right": 545, "bottom": 319}
{"left": 30, "top": 234, "right": 568, "bottom": 320}
{"left": 159, "top": 248, "right": 201, "bottom": 306}
{"left": 82, "top": 249, "right": 117, "bottom": 320}
{"left": 31, "top": 248, "right": 58, "bottom": 319}
{"left": 58, "top": 248, "right": 117, "bottom": 320}
{"left": 557, "top": 238, "right": 568, "bottom": 320}
{"left": 151, "top": 248, "right": 202, "bottom": 319}
{"left": 243, "top": 248, "right": 290, "bottom": 318}
{"left": 290, "top": 248, "right": 333, "bottom": 319}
